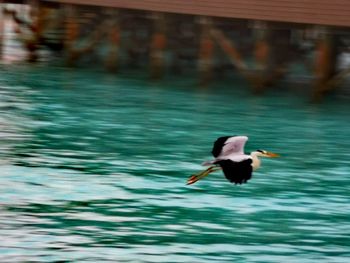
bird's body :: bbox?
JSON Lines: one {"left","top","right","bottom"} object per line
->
{"left": 187, "top": 135, "right": 278, "bottom": 185}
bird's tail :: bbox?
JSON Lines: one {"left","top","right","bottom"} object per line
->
{"left": 187, "top": 166, "right": 221, "bottom": 185}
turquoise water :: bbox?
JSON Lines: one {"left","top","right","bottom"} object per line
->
{"left": 0, "top": 65, "right": 350, "bottom": 262}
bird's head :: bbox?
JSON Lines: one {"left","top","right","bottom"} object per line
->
{"left": 254, "top": 149, "right": 279, "bottom": 158}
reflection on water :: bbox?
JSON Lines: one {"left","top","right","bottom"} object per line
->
{"left": 0, "top": 65, "right": 350, "bottom": 262}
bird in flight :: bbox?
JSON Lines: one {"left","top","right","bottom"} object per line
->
{"left": 187, "top": 135, "right": 279, "bottom": 185}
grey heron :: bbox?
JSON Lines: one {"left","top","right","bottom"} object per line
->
{"left": 187, "top": 135, "right": 279, "bottom": 185}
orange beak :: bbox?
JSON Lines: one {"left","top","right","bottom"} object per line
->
{"left": 266, "top": 152, "right": 279, "bottom": 158}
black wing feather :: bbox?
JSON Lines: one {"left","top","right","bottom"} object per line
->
{"left": 215, "top": 159, "right": 253, "bottom": 184}
{"left": 211, "top": 136, "right": 236, "bottom": 158}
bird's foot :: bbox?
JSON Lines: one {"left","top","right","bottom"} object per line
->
{"left": 186, "top": 166, "right": 220, "bottom": 185}
{"left": 187, "top": 175, "right": 198, "bottom": 185}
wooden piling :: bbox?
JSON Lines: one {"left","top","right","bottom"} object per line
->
{"left": 262, "top": 28, "right": 293, "bottom": 88}
{"left": 252, "top": 21, "right": 270, "bottom": 93}
{"left": 312, "top": 29, "right": 338, "bottom": 101}
{"left": 197, "top": 17, "right": 214, "bottom": 86}
{"left": 105, "top": 9, "right": 120, "bottom": 72}
{"left": 253, "top": 22, "right": 269, "bottom": 70}
{"left": 25, "top": 0, "right": 41, "bottom": 62}
{"left": 65, "top": 5, "right": 106, "bottom": 66}
{"left": 211, "top": 27, "right": 247, "bottom": 74}
{"left": 150, "top": 12, "right": 166, "bottom": 79}
{"left": 210, "top": 25, "right": 255, "bottom": 91}
{"left": 64, "top": 4, "right": 79, "bottom": 66}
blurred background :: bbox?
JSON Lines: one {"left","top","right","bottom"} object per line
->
{"left": 0, "top": 1, "right": 350, "bottom": 262}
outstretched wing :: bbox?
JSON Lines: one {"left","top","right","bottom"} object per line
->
{"left": 215, "top": 159, "right": 253, "bottom": 184}
{"left": 212, "top": 136, "right": 248, "bottom": 158}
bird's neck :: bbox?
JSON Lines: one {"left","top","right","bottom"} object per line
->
{"left": 250, "top": 152, "right": 261, "bottom": 171}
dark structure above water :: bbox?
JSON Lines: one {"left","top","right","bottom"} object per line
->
{"left": 1, "top": 0, "right": 350, "bottom": 100}
{"left": 47, "top": 0, "right": 350, "bottom": 27}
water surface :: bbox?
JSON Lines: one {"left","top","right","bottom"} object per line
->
{"left": 0, "top": 65, "right": 350, "bottom": 262}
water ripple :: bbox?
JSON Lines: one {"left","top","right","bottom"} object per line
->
{"left": 0, "top": 66, "right": 350, "bottom": 262}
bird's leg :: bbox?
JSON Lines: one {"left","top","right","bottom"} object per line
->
{"left": 187, "top": 165, "right": 221, "bottom": 185}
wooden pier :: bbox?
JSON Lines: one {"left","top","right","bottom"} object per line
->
{"left": 1, "top": 0, "right": 350, "bottom": 100}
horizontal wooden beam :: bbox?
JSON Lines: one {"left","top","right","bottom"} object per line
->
{"left": 28, "top": 0, "right": 350, "bottom": 27}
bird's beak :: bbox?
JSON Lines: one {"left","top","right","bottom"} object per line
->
{"left": 266, "top": 152, "right": 279, "bottom": 158}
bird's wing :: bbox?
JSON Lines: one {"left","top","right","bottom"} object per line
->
{"left": 212, "top": 136, "right": 248, "bottom": 158}
{"left": 212, "top": 136, "right": 232, "bottom": 157}
{"left": 215, "top": 158, "right": 253, "bottom": 184}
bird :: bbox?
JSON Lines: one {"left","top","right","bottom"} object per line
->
{"left": 187, "top": 135, "right": 279, "bottom": 185}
